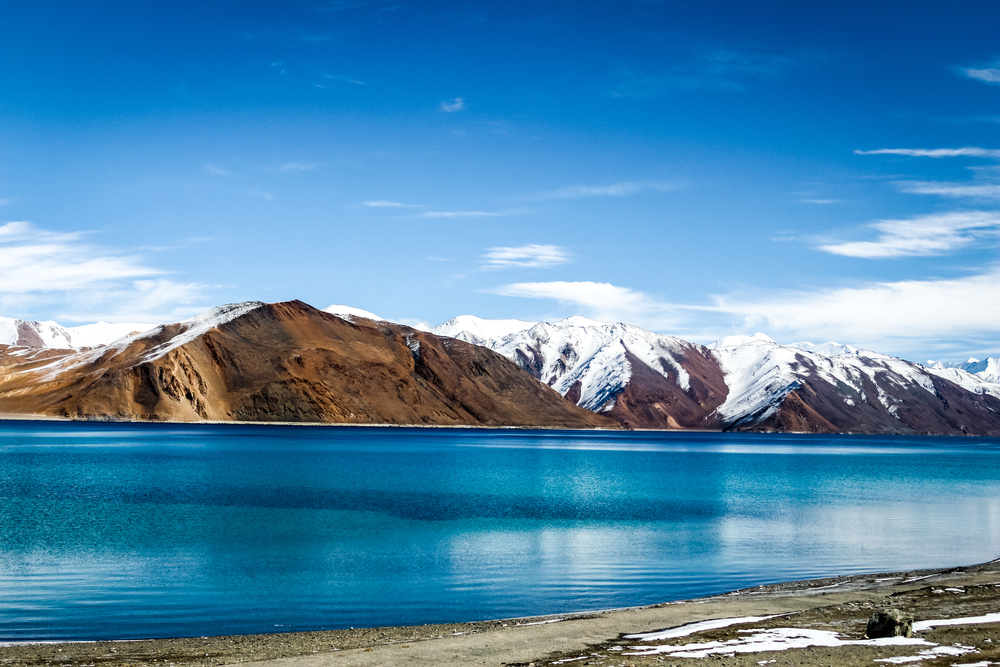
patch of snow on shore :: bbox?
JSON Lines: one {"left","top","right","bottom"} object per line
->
{"left": 626, "top": 616, "right": 780, "bottom": 641}
{"left": 913, "top": 613, "right": 1000, "bottom": 631}
{"left": 874, "top": 645, "right": 977, "bottom": 664}
{"left": 625, "top": 627, "right": 936, "bottom": 657}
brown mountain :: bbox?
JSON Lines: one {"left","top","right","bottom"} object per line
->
{"left": 0, "top": 301, "right": 617, "bottom": 429}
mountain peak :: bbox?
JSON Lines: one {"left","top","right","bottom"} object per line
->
{"left": 323, "top": 304, "right": 383, "bottom": 321}
{"left": 707, "top": 332, "right": 775, "bottom": 349}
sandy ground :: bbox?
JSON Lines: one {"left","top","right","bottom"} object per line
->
{"left": 2, "top": 560, "right": 997, "bottom": 667}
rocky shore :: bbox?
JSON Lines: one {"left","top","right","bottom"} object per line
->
{"left": 2, "top": 559, "right": 997, "bottom": 667}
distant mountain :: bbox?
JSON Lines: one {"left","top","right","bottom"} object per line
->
{"left": 0, "top": 315, "right": 154, "bottom": 349}
{"left": 0, "top": 301, "right": 616, "bottom": 429}
{"left": 433, "top": 317, "right": 1000, "bottom": 436}
{"left": 927, "top": 357, "right": 1000, "bottom": 384}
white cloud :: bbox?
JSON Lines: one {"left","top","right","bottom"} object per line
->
{"left": 0, "top": 222, "right": 161, "bottom": 292}
{"left": 714, "top": 268, "right": 1000, "bottom": 350}
{"left": 855, "top": 147, "right": 1000, "bottom": 158}
{"left": 897, "top": 181, "right": 1000, "bottom": 199}
{"left": 362, "top": 200, "right": 421, "bottom": 207}
{"left": 246, "top": 190, "right": 274, "bottom": 201}
{"left": 817, "top": 211, "right": 1000, "bottom": 258}
{"left": 491, "top": 281, "right": 685, "bottom": 327}
{"left": 439, "top": 97, "right": 466, "bottom": 112}
{"left": 535, "top": 181, "right": 684, "bottom": 200}
{"left": 416, "top": 209, "right": 523, "bottom": 218}
{"left": 204, "top": 164, "right": 230, "bottom": 175}
{"left": 481, "top": 244, "right": 569, "bottom": 269}
{"left": 0, "top": 221, "right": 208, "bottom": 323}
{"left": 492, "top": 274, "right": 1000, "bottom": 359}
{"left": 962, "top": 66, "right": 1000, "bottom": 84}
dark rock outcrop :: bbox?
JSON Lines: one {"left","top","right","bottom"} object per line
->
{"left": 866, "top": 609, "right": 914, "bottom": 638}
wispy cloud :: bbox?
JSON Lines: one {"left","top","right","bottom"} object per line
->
{"left": 415, "top": 209, "right": 524, "bottom": 219}
{"left": 897, "top": 181, "right": 1000, "bottom": 199}
{"left": 323, "top": 74, "right": 365, "bottom": 85}
{"left": 204, "top": 164, "right": 230, "bottom": 176}
{"left": 855, "top": 147, "right": 1000, "bottom": 159}
{"left": 534, "top": 181, "right": 684, "bottom": 200}
{"left": 961, "top": 64, "right": 1000, "bottom": 85}
{"left": 246, "top": 190, "right": 274, "bottom": 201}
{"left": 362, "top": 200, "right": 422, "bottom": 207}
{"left": 279, "top": 162, "right": 318, "bottom": 171}
{"left": 817, "top": 211, "right": 1000, "bottom": 258}
{"left": 0, "top": 221, "right": 208, "bottom": 322}
{"left": 482, "top": 244, "right": 570, "bottom": 269}
{"left": 800, "top": 199, "right": 840, "bottom": 205}
{"left": 439, "top": 97, "right": 466, "bottom": 112}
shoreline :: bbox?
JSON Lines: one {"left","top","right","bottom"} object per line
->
{"left": 2, "top": 558, "right": 998, "bottom": 667}
{"left": 4, "top": 414, "right": 998, "bottom": 437}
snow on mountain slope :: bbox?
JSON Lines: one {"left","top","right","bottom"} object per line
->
{"left": 323, "top": 304, "right": 384, "bottom": 321}
{"left": 787, "top": 340, "right": 860, "bottom": 357}
{"left": 706, "top": 334, "right": 950, "bottom": 425}
{"left": 64, "top": 322, "right": 156, "bottom": 348}
{"left": 0, "top": 316, "right": 74, "bottom": 348}
{"left": 21, "top": 302, "right": 267, "bottom": 383}
{"left": 923, "top": 363, "right": 1000, "bottom": 399}
{"left": 433, "top": 315, "right": 537, "bottom": 346}
{"left": 433, "top": 316, "right": 706, "bottom": 416}
{"left": 928, "top": 357, "right": 1000, "bottom": 384}
{"left": 437, "top": 315, "right": 1000, "bottom": 433}
{"left": 0, "top": 316, "right": 155, "bottom": 349}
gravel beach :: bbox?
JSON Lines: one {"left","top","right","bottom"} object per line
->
{"left": 3, "top": 559, "right": 998, "bottom": 667}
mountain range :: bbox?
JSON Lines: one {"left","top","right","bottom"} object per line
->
{"left": 1, "top": 302, "right": 998, "bottom": 435}
{"left": 431, "top": 316, "right": 1000, "bottom": 435}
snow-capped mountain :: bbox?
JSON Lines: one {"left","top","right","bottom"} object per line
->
{"left": 0, "top": 315, "right": 155, "bottom": 349}
{"left": 4, "top": 303, "right": 999, "bottom": 434}
{"left": 434, "top": 316, "right": 1000, "bottom": 435}
{"left": 431, "top": 316, "right": 730, "bottom": 430}
{"left": 927, "top": 357, "right": 1000, "bottom": 384}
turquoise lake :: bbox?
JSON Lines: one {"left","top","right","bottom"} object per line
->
{"left": 1, "top": 421, "right": 998, "bottom": 641}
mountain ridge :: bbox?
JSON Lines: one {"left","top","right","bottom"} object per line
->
{"left": 431, "top": 315, "right": 1000, "bottom": 435}
{"left": 2, "top": 303, "right": 998, "bottom": 435}
{"left": 0, "top": 301, "right": 615, "bottom": 429}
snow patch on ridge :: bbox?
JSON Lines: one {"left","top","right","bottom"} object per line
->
{"left": 138, "top": 302, "right": 266, "bottom": 363}
{"left": 323, "top": 304, "right": 383, "bottom": 321}
{"left": 433, "top": 315, "right": 537, "bottom": 346}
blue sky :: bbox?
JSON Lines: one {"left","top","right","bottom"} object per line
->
{"left": 1, "top": 0, "right": 998, "bottom": 362}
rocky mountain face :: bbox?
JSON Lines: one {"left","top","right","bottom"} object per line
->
{"left": 0, "top": 301, "right": 616, "bottom": 429}
{"left": 432, "top": 317, "right": 1000, "bottom": 436}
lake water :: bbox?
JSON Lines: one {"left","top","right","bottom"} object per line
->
{"left": 1, "top": 421, "right": 998, "bottom": 641}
